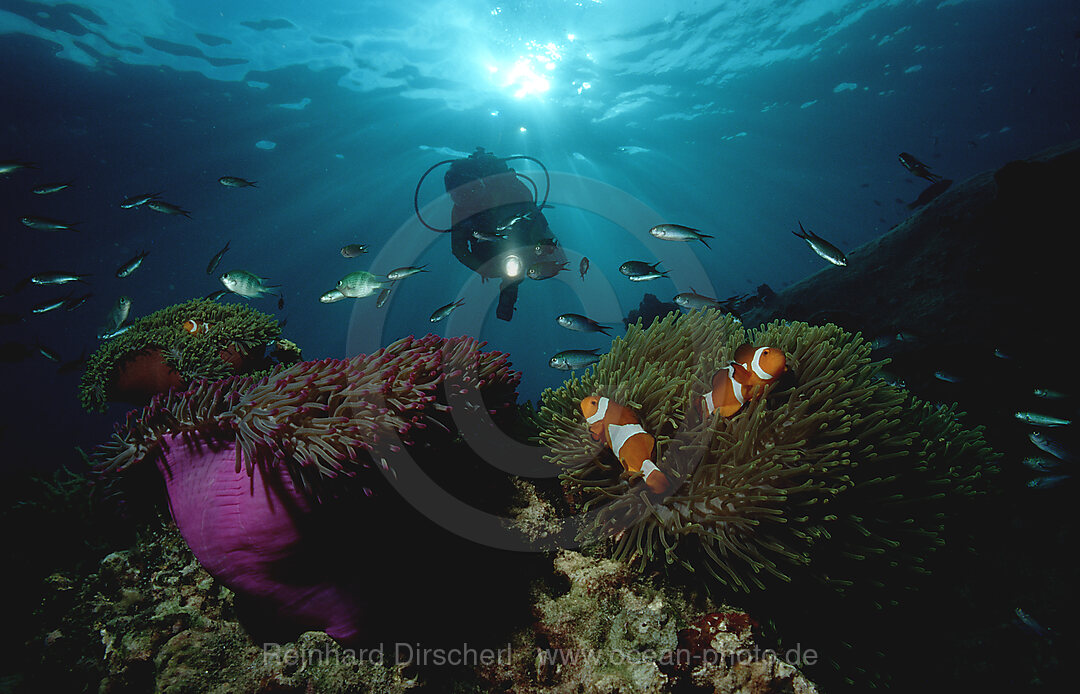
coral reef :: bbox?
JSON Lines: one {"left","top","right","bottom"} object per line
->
{"left": 476, "top": 548, "right": 820, "bottom": 693}
{"left": 538, "top": 309, "right": 996, "bottom": 592}
{"left": 79, "top": 298, "right": 283, "bottom": 412}
{"left": 32, "top": 522, "right": 418, "bottom": 694}
{"left": 92, "top": 334, "right": 521, "bottom": 643}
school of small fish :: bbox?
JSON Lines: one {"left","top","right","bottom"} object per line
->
{"left": 4, "top": 150, "right": 1071, "bottom": 506}
{"left": 1, "top": 162, "right": 282, "bottom": 369}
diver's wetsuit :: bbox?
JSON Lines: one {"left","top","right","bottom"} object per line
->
{"left": 445, "top": 149, "right": 560, "bottom": 321}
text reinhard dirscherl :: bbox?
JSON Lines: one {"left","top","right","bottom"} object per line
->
{"left": 261, "top": 642, "right": 818, "bottom": 671}
{"left": 262, "top": 643, "right": 513, "bottom": 670}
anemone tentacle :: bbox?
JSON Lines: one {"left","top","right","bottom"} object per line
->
{"left": 539, "top": 310, "right": 996, "bottom": 592}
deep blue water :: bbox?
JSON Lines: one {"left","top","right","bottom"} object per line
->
{"left": 1, "top": 0, "right": 1077, "bottom": 474}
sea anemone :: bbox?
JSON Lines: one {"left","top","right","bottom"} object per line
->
{"left": 538, "top": 309, "right": 994, "bottom": 592}
{"left": 92, "top": 334, "right": 520, "bottom": 641}
{"left": 79, "top": 298, "right": 282, "bottom": 413}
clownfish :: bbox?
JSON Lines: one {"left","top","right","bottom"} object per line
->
{"left": 182, "top": 319, "right": 212, "bottom": 335}
{"left": 580, "top": 395, "right": 670, "bottom": 494}
{"left": 701, "top": 344, "right": 787, "bottom": 418}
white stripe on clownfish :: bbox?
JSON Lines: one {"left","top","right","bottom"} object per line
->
{"left": 702, "top": 366, "right": 746, "bottom": 417}
{"left": 728, "top": 366, "right": 747, "bottom": 406}
{"left": 608, "top": 422, "right": 647, "bottom": 458}
{"left": 585, "top": 396, "right": 609, "bottom": 424}
{"left": 640, "top": 459, "right": 661, "bottom": 479}
{"left": 749, "top": 347, "right": 774, "bottom": 381}
{"left": 182, "top": 319, "right": 212, "bottom": 335}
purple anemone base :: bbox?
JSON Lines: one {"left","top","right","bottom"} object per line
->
{"left": 155, "top": 431, "right": 365, "bottom": 642}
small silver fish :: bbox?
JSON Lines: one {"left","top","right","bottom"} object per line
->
{"left": 992, "top": 348, "right": 1011, "bottom": 359}
{"left": 495, "top": 204, "right": 553, "bottom": 233}
{"left": 793, "top": 221, "right": 847, "bottom": 267}
{"left": 673, "top": 290, "right": 725, "bottom": 311}
{"left": 527, "top": 261, "right": 569, "bottom": 280}
{"left": 386, "top": 265, "right": 427, "bottom": 281}
{"left": 98, "top": 296, "right": 132, "bottom": 338}
{"left": 110, "top": 295, "right": 132, "bottom": 324}
{"left": 473, "top": 228, "right": 508, "bottom": 242}
{"left": 549, "top": 349, "right": 603, "bottom": 371}
{"left": 1033, "top": 387, "right": 1067, "bottom": 400}
{"left": 874, "top": 371, "right": 907, "bottom": 389}
{"left": 206, "top": 241, "right": 231, "bottom": 275}
{"left": 1021, "top": 456, "right": 1060, "bottom": 473}
{"left": 120, "top": 192, "right": 162, "bottom": 209}
{"left": 204, "top": 289, "right": 229, "bottom": 302}
{"left": 219, "top": 176, "right": 257, "bottom": 188}
{"left": 557, "top": 313, "right": 612, "bottom": 335}
{"left": 429, "top": 299, "right": 465, "bottom": 322}
{"left": 20, "top": 216, "right": 78, "bottom": 231}
{"left": 934, "top": 370, "right": 962, "bottom": 383}
{"left": 895, "top": 331, "right": 919, "bottom": 343}
{"left": 341, "top": 244, "right": 368, "bottom": 258}
{"left": 116, "top": 251, "right": 149, "bottom": 278}
{"left": 376, "top": 287, "right": 391, "bottom": 308}
{"left": 320, "top": 289, "right": 346, "bottom": 304}
{"left": 147, "top": 200, "right": 191, "bottom": 217}
{"left": 32, "top": 181, "right": 73, "bottom": 195}
{"left": 336, "top": 271, "right": 384, "bottom": 298}
{"left": 1027, "top": 475, "right": 1069, "bottom": 489}
{"left": 899, "top": 152, "right": 942, "bottom": 183}
{"left": 869, "top": 334, "right": 896, "bottom": 350}
{"left": 1015, "top": 412, "right": 1071, "bottom": 427}
{"left": 98, "top": 325, "right": 132, "bottom": 340}
{"left": 32, "top": 298, "right": 68, "bottom": 314}
{"left": 36, "top": 344, "right": 61, "bottom": 362}
{"left": 649, "top": 223, "right": 713, "bottom": 248}
{"left": 1030, "top": 431, "right": 1073, "bottom": 461}
{"left": 579, "top": 257, "right": 589, "bottom": 281}
{"left": 30, "top": 272, "right": 90, "bottom": 285}
{"left": 0, "top": 160, "right": 37, "bottom": 175}
{"left": 534, "top": 237, "right": 558, "bottom": 256}
{"left": 221, "top": 270, "right": 279, "bottom": 299}
{"left": 1015, "top": 607, "right": 1051, "bottom": 637}
{"left": 619, "top": 260, "right": 668, "bottom": 282}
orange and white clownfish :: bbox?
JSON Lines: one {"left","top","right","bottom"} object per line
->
{"left": 701, "top": 344, "right": 787, "bottom": 418}
{"left": 579, "top": 395, "right": 670, "bottom": 494}
{"left": 181, "top": 319, "right": 212, "bottom": 335}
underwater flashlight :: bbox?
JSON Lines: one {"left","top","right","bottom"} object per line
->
{"left": 504, "top": 253, "right": 522, "bottom": 278}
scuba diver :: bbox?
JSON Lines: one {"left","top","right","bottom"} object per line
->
{"left": 414, "top": 147, "right": 564, "bottom": 321}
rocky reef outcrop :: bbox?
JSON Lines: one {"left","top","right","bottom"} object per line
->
{"left": 742, "top": 139, "right": 1080, "bottom": 370}
{"left": 476, "top": 548, "right": 819, "bottom": 694}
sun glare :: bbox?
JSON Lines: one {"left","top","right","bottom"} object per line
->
{"left": 485, "top": 37, "right": 571, "bottom": 100}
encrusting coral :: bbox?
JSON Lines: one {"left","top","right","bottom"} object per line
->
{"left": 79, "top": 298, "right": 283, "bottom": 412}
{"left": 33, "top": 522, "right": 419, "bottom": 693}
{"left": 539, "top": 309, "right": 995, "bottom": 592}
{"left": 476, "top": 548, "right": 821, "bottom": 693}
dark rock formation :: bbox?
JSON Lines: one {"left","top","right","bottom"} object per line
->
{"left": 743, "top": 140, "right": 1079, "bottom": 365}
{"left": 624, "top": 293, "right": 680, "bottom": 328}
